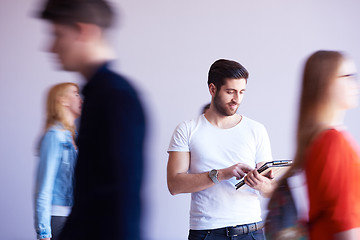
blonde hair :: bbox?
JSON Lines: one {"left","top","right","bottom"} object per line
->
{"left": 45, "top": 82, "right": 79, "bottom": 140}
{"left": 286, "top": 50, "right": 345, "bottom": 177}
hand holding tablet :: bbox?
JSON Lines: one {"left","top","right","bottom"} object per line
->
{"left": 235, "top": 160, "right": 292, "bottom": 190}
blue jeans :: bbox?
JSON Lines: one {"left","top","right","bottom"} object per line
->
{"left": 188, "top": 229, "right": 265, "bottom": 240}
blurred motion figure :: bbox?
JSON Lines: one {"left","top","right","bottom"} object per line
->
{"left": 35, "top": 82, "right": 82, "bottom": 240}
{"left": 266, "top": 50, "right": 360, "bottom": 240}
{"left": 38, "top": 0, "right": 146, "bottom": 239}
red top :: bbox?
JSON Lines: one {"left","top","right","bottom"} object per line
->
{"left": 305, "top": 129, "right": 360, "bottom": 239}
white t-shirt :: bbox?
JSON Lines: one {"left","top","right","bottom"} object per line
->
{"left": 168, "top": 114, "right": 273, "bottom": 230}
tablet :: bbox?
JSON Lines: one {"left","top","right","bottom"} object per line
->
{"left": 235, "top": 160, "right": 292, "bottom": 190}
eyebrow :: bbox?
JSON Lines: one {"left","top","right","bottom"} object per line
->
{"left": 225, "top": 88, "right": 246, "bottom": 91}
{"left": 338, "top": 73, "right": 357, "bottom": 78}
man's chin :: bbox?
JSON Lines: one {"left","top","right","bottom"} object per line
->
{"left": 227, "top": 108, "right": 238, "bottom": 116}
{"left": 223, "top": 110, "right": 237, "bottom": 117}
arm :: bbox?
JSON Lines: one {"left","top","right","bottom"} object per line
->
{"left": 167, "top": 151, "right": 253, "bottom": 195}
{"left": 34, "top": 131, "right": 62, "bottom": 239}
{"left": 244, "top": 162, "right": 276, "bottom": 198}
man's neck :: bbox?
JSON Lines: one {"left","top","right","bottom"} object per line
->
{"left": 204, "top": 110, "right": 242, "bottom": 129}
{"left": 79, "top": 60, "right": 109, "bottom": 80}
{"left": 78, "top": 43, "right": 115, "bottom": 79}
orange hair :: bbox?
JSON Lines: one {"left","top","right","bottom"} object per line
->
{"left": 45, "top": 82, "right": 79, "bottom": 140}
{"left": 286, "top": 50, "right": 345, "bottom": 177}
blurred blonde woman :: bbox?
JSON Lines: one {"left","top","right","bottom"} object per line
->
{"left": 34, "top": 82, "right": 82, "bottom": 240}
{"left": 266, "top": 50, "right": 360, "bottom": 240}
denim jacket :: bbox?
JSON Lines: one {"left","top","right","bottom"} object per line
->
{"left": 34, "top": 124, "right": 77, "bottom": 239}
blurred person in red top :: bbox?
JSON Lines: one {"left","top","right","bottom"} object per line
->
{"left": 277, "top": 50, "right": 360, "bottom": 240}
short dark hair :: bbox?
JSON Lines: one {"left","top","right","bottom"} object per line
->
{"left": 39, "top": 0, "right": 114, "bottom": 29}
{"left": 208, "top": 59, "right": 249, "bottom": 90}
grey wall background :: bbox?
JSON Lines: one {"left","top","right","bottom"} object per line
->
{"left": 1, "top": 0, "right": 360, "bottom": 239}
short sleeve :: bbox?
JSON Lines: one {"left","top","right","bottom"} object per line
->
{"left": 255, "top": 124, "right": 273, "bottom": 164}
{"left": 168, "top": 121, "right": 190, "bottom": 152}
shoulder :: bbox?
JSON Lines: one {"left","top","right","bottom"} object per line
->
{"left": 171, "top": 116, "right": 204, "bottom": 140}
{"left": 43, "top": 125, "right": 69, "bottom": 143}
{"left": 311, "top": 129, "right": 347, "bottom": 148}
{"left": 241, "top": 116, "right": 268, "bottom": 135}
{"left": 97, "top": 69, "right": 143, "bottom": 110}
{"left": 242, "top": 116, "right": 266, "bottom": 128}
{"left": 168, "top": 116, "right": 204, "bottom": 150}
{"left": 306, "top": 129, "right": 351, "bottom": 166}
{"left": 100, "top": 68, "right": 137, "bottom": 94}
{"left": 175, "top": 115, "right": 204, "bottom": 131}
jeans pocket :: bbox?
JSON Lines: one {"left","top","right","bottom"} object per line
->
{"left": 250, "top": 229, "right": 265, "bottom": 240}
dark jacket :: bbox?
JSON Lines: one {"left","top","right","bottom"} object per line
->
{"left": 60, "top": 63, "right": 146, "bottom": 240}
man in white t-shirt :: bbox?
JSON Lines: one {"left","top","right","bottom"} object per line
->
{"left": 167, "top": 59, "right": 275, "bottom": 240}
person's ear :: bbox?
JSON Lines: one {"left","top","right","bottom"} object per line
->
{"left": 75, "top": 22, "right": 102, "bottom": 42}
{"left": 209, "top": 83, "right": 217, "bottom": 97}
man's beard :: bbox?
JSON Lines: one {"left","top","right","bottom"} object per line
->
{"left": 213, "top": 93, "right": 239, "bottom": 116}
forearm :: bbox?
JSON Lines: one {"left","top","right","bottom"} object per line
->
{"left": 35, "top": 180, "right": 54, "bottom": 239}
{"left": 167, "top": 171, "right": 214, "bottom": 195}
{"left": 167, "top": 150, "right": 253, "bottom": 195}
{"left": 167, "top": 167, "right": 241, "bottom": 195}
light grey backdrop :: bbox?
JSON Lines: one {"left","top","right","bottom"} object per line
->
{"left": 1, "top": 0, "right": 360, "bottom": 239}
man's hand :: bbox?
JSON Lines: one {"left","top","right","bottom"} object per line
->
{"left": 218, "top": 163, "right": 253, "bottom": 181}
{"left": 244, "top": 168, "right": 275, "bottom": 197}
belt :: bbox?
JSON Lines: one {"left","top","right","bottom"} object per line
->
{"left": 207, "top": 221, "right": 264, "bottom": 237}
